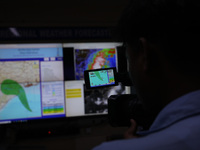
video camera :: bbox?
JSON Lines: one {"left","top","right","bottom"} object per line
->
{"left": 84, "top": 67, "right": 157, "bottom": 130}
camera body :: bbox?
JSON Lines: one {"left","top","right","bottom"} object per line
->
{"left": 108, "top": 94, "right": 157, "bottom": 130}
{"left": 84, "top": 68, "right": 156, "bottom": 130}
{"left": 108, "top": 94, "right": 139, "bottom": 127}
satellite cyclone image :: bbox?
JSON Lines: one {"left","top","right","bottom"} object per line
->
{"left": 75, "top": 48, "right": 117, "bottom": 80}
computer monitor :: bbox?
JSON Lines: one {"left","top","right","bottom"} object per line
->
{"left": 63, "top": 42, "right": 131, "bottom": 117}
{"left": 0, "top": 42, "right": 131, "bottom": 124}
{"left": 0, "top": 43, "right": 66, "bottom": 124}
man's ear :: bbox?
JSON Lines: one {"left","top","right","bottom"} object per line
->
{"left": 138, "top": 37, "right": 160, "bottom": 73}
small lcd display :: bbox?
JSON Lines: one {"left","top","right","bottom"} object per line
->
{"left": 89, "top": 69, "right": 115, "bottom": 87}
{"left": 84, "top": 67, "right": 118, "bottom": 89}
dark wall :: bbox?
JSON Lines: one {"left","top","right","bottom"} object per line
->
{"left": 0, "top": 0, "right": 129, "bottom": 27}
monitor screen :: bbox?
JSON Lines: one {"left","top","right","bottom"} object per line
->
{"left": 63, "top": 42, "right": 131, "bottom": 117}
{"left": 0, "top": 43, "right": 66, "bottom": 124}
{"left": 0, "top": 42, "right": 131, "bottom": 124}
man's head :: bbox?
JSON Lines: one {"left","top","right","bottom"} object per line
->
{"left": 116, "top": 0, "right": 200, "bottom": 109}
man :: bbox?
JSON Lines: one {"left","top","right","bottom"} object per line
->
{"left": 92, "top": 0, "right": 200, "bottom": 149}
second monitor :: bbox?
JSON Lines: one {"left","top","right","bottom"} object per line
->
{"left": 63, "top": 42, "right": 131, "bottom": 117}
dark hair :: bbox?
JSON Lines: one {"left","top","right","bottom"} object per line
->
{"left": 115, "top": 0, "right": 200, "bottom": 74}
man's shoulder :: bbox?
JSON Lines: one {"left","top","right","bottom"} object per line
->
{"left": 93, "top": 114, "right": 200, "bottom": 150}
{"left": 147, "top": 90, "right": 200, "bottom": 133}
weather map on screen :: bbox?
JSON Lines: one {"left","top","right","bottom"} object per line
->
{"left": 0, "top": 44, "right": 65, "bottom": 122}
{"left": 75, "top": 48, "right": 117, "bottom": 80}
{"left": 0, "top": 61, "right": 41, "bottom": 120}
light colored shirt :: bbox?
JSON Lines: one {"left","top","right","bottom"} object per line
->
{"left": 92, "top": 90, "right": 200, "bottom": 150}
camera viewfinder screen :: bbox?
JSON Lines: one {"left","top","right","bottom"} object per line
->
{"left": 89, "top": 69, "right": 115, "bottom": 87}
